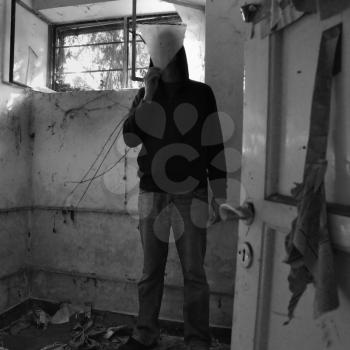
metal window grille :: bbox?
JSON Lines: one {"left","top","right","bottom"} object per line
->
{"left": 52, "top": 13, "right": 181, "bottom": 91}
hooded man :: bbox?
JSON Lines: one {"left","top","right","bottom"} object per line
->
{"left": 121, "top": 30, "right": 226, "bottom": 350}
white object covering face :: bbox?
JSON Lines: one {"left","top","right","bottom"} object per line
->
{"left": 137, "top": 24, "right": 187, "bottom": 70}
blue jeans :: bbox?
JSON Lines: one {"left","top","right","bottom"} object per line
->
{"left": 134, "top": 189, "right": 210, "bottom": 346}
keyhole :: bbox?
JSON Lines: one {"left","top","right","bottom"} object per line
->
{"left": 238, "top": 242, "right": 253, "bottom": 268}
{"left": 240, "top": 248, "right": 246, "bottom": 261}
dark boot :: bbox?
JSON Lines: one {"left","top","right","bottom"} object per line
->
{"left": 118, "top": 337, "right": 157, "bottom": 350}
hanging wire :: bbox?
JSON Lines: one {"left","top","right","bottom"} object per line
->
{"left": 66, "top": 152, "right": 129, "bottom": 185}
{"left": 64, "top": 118, "right": 120, "bottom": 199}
{"left": 63, "top": 112, "right": 130, "bottom": 207}
{"left": 75, "top": 117, "right": 128, "bottom": 207}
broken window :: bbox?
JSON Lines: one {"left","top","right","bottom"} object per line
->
{"left": 52, "top": 14, "right": 181, "bottom": 92}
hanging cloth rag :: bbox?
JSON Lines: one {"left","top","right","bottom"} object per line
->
{"left": 284, "top": 24, "right": 342, "bottom": 324}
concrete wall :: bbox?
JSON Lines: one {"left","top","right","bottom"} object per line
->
{"left": 176, "top": 5, "right": 206, "bottom": 82}
{"left": 0, "top": 1, "right": 32, "bottom": 314}
{"left": 205, "top": 0, "right": 245, "bottom": 325}
{"left": 28, "top": 90, "right": 235, "bottom": 327}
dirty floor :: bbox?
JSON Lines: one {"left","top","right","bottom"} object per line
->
{"left": 2, "top": 330, "right": 230, "bottom": 350}
{"left": 0, "top": 305, "right": 230, "bottom": 350}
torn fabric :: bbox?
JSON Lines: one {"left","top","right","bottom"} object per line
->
{"left": 253, "top": 0, "right": 305, "bottom": 38}
{"left": 292, "top": 0, "right": 350, "bottom": 19}
{"left": 284, "top": 24, "right": 341, "bottom": 323}
{"left": 253, "top": 0, "right": 349, "bottom": 39}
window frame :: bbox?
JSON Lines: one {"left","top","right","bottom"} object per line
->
{"left": 9, "top": 0, "right": 52, "bottom": 89}
{"left": 51, "top": 13, "right": 181, "bottom": 91}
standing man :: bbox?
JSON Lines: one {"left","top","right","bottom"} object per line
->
{"left": 121, "top": 35, "right": 226, "bottom": 350}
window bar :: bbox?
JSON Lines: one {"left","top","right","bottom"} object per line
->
{"left": 54, "top": 30, "right": 65, "bottom": 90}
{"left": 131, "top": 0, "right": 143, "bottom": 82}
{"left": 56, "top": 41, "right": 126, "bottom": 49}
{"left": 123, "top": 17, "right": 128, "bottom": 88}
{"left": 55, "top": 20, "right": 124, "bottom": 33}
{"left": 63, "top": 68, "right": 125, "bottom": 74}
{"left": 47, "top": 24, "right": 55, "bottom": 88}
{"left": 9, "top": 0, "right": 16, "bottom": 83}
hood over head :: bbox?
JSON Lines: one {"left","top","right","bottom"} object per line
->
{"left": 162, "top": 46, "right": 189, "bottom": 81}
{"left": 138, "top": 23, "right": 187, "bottom": 71}
{"left": 148, "top": 46, "right": 189, "bottom": 83}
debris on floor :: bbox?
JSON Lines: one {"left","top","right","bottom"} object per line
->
{"left": 0, "top": 303, "right": 133, "bottom": 350}
{"left": 39, "top": 344, "right": 68, "bottom": 350}
{"left": 50, "top": 304, "right": 71, "bottom": 325}
{"left": 32, "top": 308, "right": 51, "bottom": 330}
{"left": 0, "top": 304, "right": 229, "bottom": 350}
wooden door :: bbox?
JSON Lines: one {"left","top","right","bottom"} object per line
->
{"left": 231, "top": 8, "right": 350, "bottom": 350}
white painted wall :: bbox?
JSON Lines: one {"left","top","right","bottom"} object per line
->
{"left": 0, "top": 0, "right": 32, "bottom": 218}
{"left": 0, "top": 0, "right": 32, "bottom": 313}
{"left": 205, "top": 0, "right": 245, "bottom": 210}
{"left": 176, "top": 4, "right": 205, "bottom": 82}
{"left": 205, "top": 0, "right": 244, "bottom": 144}
{"left": 205, "top": 0, "right": 245, "bottom": 325}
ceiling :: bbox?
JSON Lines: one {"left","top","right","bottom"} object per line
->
{"left": 31, "top": 0, "right": 205, "bottom": 24}
{"left": 161, "top": 0, "right": 205, "bottom": 7}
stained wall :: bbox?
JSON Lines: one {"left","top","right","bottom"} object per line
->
{"left": 0, "top": 0, "right": 32, "bottom": 314}
{"left": 205, "top": 0, "right": 246, "bottom": 326}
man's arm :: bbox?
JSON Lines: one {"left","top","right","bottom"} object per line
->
{"left": 204, "top": 86, "right": 227, "bottom": 200}
{"left": 123, "top": 68, "right": 162, "bottom": 148}
{"left": 122, "top": 88, "right": 146, "bottom": 148}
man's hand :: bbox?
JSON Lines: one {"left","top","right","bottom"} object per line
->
{"left": 209, "top": 197, "right": 226, "bottom": 225}
{"left": 144, "top": 67, "right": 162, "bottom": 102}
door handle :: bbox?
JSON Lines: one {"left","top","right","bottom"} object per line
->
{"left": 219, "top": 201, "right": 255, "bottom": 225}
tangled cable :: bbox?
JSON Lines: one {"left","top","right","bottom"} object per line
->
{"left": 64, "top": 111, "right": 131, "bottom": 208}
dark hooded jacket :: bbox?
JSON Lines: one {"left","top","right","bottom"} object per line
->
{"left": 123, "top": 47, "right": 226, "bottom": 197}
